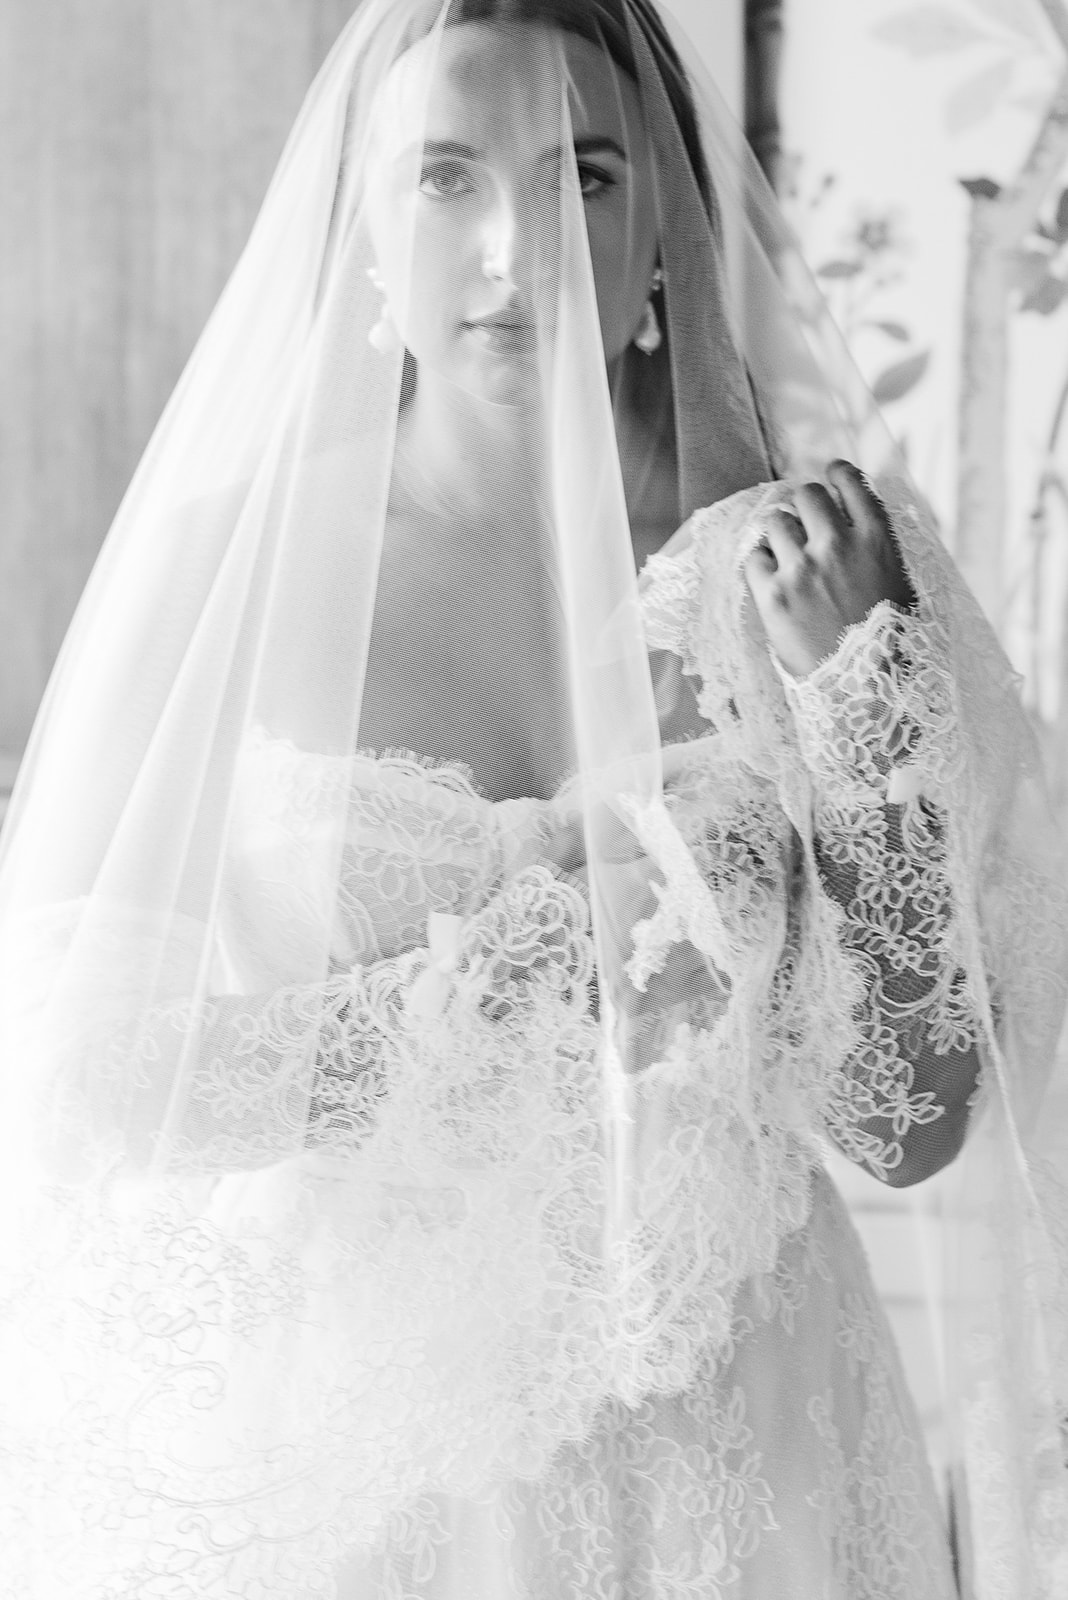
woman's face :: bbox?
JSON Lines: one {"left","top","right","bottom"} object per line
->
{"left": 364, "top": 22, "right": 660, "bottom": 406}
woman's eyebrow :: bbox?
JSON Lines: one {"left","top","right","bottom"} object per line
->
{"left": 398, "top": 135, "right": 629, "bottom": 165}
{"left": 397, "top": 138, "right": 483, "bottom": 164}
{"left": 571, "top": 136, "right": 628, "bottom": 162}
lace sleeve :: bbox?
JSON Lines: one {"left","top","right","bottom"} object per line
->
{"left": 160, "top": 964, "right": 416, "bottom": 1172}
{"left": 33, "top": 864, "right": 595, "bottom": 1179}
{"left": 33, "top": 952, "right": 417, "bottom": 1177}
{"left": 776, "top": 601, "right": 984, "bottom": 1186}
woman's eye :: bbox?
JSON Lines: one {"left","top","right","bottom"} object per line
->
{"left": 576, "top": 163, "right": 618, "bottom": 200}
{"left": 419, "top": 161, "right": 475, "bottom": 200}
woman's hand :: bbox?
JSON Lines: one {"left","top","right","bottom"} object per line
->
{"left": 543, "top": 811, "right": 728, "bottom": 1067}
{"left": 743, "top": 459, "right": 915, "bottom": 678}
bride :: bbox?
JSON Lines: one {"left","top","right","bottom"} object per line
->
{"left": 2, "top": 1, "right": 1067, "bottom": 1595}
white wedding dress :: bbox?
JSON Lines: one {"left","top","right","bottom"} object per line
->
{"left": 204, "top": 497, "right": 961, "bottom": 1597}
{"left": 4, "top": 0, "right": 1066, "bottom": 1584}
{"left": 226, "top": 735, "right": 956, "bottom": 1599}
{"left": 11, "top": 489, "right": 1048, "bottom": 1598}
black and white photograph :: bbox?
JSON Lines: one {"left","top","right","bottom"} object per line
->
{"left": 2, "top": 2, "right": 1068, "bottom": 1595}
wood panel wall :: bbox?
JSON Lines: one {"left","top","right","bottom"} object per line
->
{"left": 0, "top": 0, "right": 358, "bottom": 761}
{"left": 744, "top": 0, "right": 784, "bottom": 192}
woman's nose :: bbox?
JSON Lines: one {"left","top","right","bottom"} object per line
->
{"left": 481, "top": 200, "right": 517, "bottom": 287}
{"left": 480, "top": 186, "right": 535, "bottom": 291}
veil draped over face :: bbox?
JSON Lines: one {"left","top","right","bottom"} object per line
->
{"left": 1, "top": 2, "right": 1067, "bottom": 1595}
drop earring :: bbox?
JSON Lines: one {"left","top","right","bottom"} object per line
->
{"left": 634, "top": 267, "right": 664, "bottom": 356}
{"left": 366, "top": 265, "right": 401, "bottom": 354}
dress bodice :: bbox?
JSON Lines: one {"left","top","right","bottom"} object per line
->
{"left": 223, "top": 529, "right": 704, "bottom": 993}
{"left": 226, "top": 730, "right": 566, "bottom": 989}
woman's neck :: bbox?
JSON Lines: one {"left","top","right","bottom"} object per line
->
{"left": 391, "top": 362, "right": 679, "bottom": 563}
{"left": 393, "top": 370, "right": 543, "bottom": 527}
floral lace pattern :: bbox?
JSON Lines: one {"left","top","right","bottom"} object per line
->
{"left": 776, "top": 602, "right": 984, "bottom": 1179}
{"left": 640, "top": 479, "right": 1068, "bottom": 1592}
{"left": 5, "top": 480, "right": 1067, "bottom": 1595}
{"left": 3, "top": 713, "right": 962, "bottom": 1596}
{"left": 341, "top": 1174, "right": 955, "bottom": 1600}
{"left": 637, "top": 488, "right": 990, "bottom": 1186}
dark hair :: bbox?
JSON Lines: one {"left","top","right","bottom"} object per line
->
{"left": 400, "top": 0, "right": 713, "bottom": 215}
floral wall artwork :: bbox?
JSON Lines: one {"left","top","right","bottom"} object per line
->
{"left": 783, "top": 0, "right": 1068, "bottom": 801}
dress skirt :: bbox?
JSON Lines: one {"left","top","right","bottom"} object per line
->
{"left": 337, "top": 1167, "right": 958, "bottom": 1599}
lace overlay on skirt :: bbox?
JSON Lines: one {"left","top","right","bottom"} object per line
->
{"left": 338, "top": 1171, "right": 957, "bottom": 1599}
{"left": 12, "top": 475, "right": 1061, "bottom": 1595}
{"left": 7, "top": 717, "right": 961, "bottom": 1598}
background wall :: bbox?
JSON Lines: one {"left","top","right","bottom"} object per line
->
{"left": 669, "top": 0, "right": 745, "bottom": 112}
{"left": 0, "top": 0, "right": 360, "bottom": 787}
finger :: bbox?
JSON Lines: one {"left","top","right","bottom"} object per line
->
{"left": 660, "top": 736, "right": 717, "bottom": 787}
{"left": 743, "top": 537, "right": 802, "bottom": 620}
{"left": 589, "top": 806, "right": 647, "bottom": 867}
{"left": 742, "top": 531, "right": 778, "bottom": 576}
{"left": 793, "top": 481, "right": 847, "bottom": 560}
{"left": 760, "top": 510, "right": 810, "bottom": 581}
{"left": 742, "top": 546, "right": 780, "bottom": 633}
{"left": 826, "top": 459, "right": 889, "bottom": 540}
{"left": 827, "top": 459, "right": 916, "bottom": 609}
{"left": 625, "top": 942, "right": 727, "bottom": 1014}
{"left": 542, "top": 819, "right": 586, "bottom": 873}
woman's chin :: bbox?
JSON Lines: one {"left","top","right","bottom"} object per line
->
{"left": 455, "top": 354, "right": 543, "bottom": 411}
{"left": 409, "top": 339, "right": 548, "bottom": 413}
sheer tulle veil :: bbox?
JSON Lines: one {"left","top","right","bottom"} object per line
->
{"left": 0, "top": 1, "right": 1066, "bottom": 1594}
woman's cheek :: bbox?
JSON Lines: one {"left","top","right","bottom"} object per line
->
{"left": 586, "top": 226, "right": 637, "bottom": 360}
{"left": 586, "top": 184, "right": 661, "bottom": 357}
{"left": 403, "top": 245, "right": 469, "bottom": 368}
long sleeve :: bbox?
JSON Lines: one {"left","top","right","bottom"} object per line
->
{"left": 31, "top": 860, "right": 596, "bottom": 1180}
{"left": 777, "top": 600, "right": 986, "bottom": 1185}
{"left": 31, "top": 942, "right": 419, "bottom": 1178}
{"left": 149, "top": 964, "right": 415, "bottom": 1172}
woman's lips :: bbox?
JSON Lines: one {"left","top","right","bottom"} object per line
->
{"left": 465, "top": 316, "right": 537, "bottom": 354}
